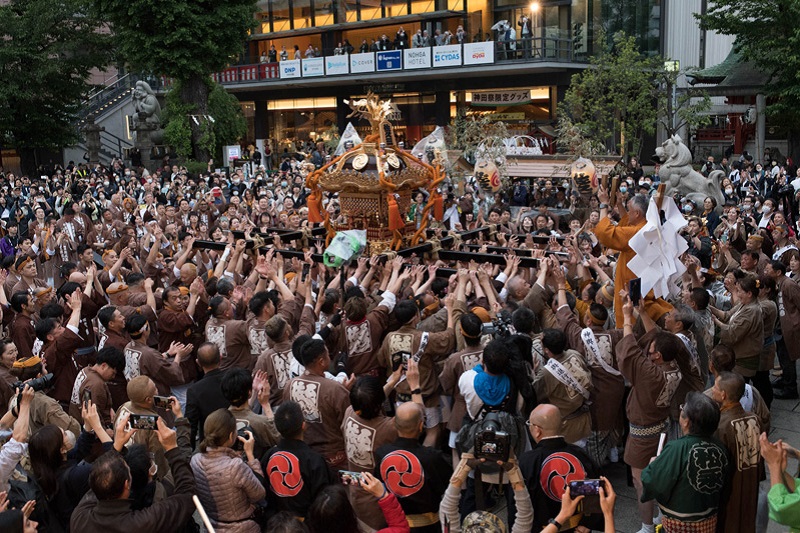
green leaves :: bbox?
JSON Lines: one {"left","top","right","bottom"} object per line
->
{"left": 95, "top": 0, "right": 257, "bottom": 80}
{"left": 698, "top": 0, "right": 800, "bottom": 136}
{"left": 0, "top": 0, "right": 112, "bottom": 153}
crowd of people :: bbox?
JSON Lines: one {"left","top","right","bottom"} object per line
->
{"left": 0, "top": 147, "right": 797, "bottom": 533}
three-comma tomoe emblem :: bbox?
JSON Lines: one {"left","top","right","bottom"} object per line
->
{"left": 267, "top": 451, "right": 303, "bottom": 497}
{"left": 539, "top": 452, "right": 586, "bottom": 501}
{"left": 380, "top": 450, "right": 424, "bottom": 498}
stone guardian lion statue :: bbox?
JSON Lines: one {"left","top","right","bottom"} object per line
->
{"left": 656, "top": 134, "right": 725, "bottom": 211}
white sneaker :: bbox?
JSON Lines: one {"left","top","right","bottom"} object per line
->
{"left": 636, "top": 525, "right": 655, "bottom": 533}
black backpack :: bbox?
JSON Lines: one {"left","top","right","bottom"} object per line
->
{"left": 7, "top": 465, "right": 65, "bottom": 533}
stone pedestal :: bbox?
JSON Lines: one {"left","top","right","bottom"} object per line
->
{"left": 132, "top": 123, "right": 158, "bottom": 171}
{"left": 83, "top": 120, "right": 105, "bottom": 167}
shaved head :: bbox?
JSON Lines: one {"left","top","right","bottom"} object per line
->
{"left": 395, "top": 402, "right": 423, "bottom": 437}
{"left": 529, "top": 404, "right": 562, "bottom": 437}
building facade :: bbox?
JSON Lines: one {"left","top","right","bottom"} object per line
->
{"left": 219, "top": 0, "right": 666, "bottom": 155}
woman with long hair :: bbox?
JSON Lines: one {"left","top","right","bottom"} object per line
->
{"left": 26, "top": 403, "right": 121, "bottom": 532}
{"left": 190, "top": 408, "right": 265, "bottom": 533}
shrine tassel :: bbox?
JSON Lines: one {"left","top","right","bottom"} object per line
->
{"left": 432, "top": 192, "right": 443, "bottom": 221}
{"left": 307, "top": 190, "right": 324, "bottom": 224}
{"left": 388, "top": 194, "right": 404, "bottom": 231}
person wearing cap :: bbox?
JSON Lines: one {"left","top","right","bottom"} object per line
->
{"left": 9, "top": 292, "right": 38, "bottom": 360}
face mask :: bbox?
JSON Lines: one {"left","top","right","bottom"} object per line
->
{"left": 725, "top": 187, "right": 733, "bottom": 195}
{"left": 562, "top": 181, "right": 569, "bottom": 188}
{"left": 99, "top": 194, "right": 105, "bottom": 200}
{"left": 683, "top": 204, "right": 693, "bottom": 213}
{"left": 743, "top": 204, "right": 752, "bottom": 211}
{"left": 281, "top": 181, "right": 288, "bottom": 187}
{"left": 761, "top": 206, "right": 771, "bottom": 214}
{"left": 147, "top": 179, "right": 153, "bottom": 184}
{"left": 232, "top": 179, "right": 240, "bottom": 184}
{"left": 619, "top": 186, "right": 628, "bottom": 194}
{"left": 125, "top": 171, "right": 131, "bottom": 176}
{"left": 103, "top": 181, "right": 110, "bottom": 187}
{"left": 638, "top": 180, "right": 645, "bottom": 186}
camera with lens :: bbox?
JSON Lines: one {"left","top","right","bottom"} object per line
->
{"left": 474, "top": 417, "right": 510, "bottom": 462}
{"left": 12, "top": 373, "right": 55, "bottom": 393}
{"left": 233, "top": 421, "right": 251, "bottom": 451}
{"left": 482, "top": 310, "right": 514, "bottom": 338}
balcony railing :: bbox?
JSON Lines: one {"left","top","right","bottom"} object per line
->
{"left": 214, "top": 38, "right": 576, "bottom": 85}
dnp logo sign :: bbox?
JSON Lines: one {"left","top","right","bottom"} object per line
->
{"left": 433, "top": 44, "right": 462, "bottom": 67}
{"left": 376, "top": 50, "right": 402, "bottom": 71}
{"left": 463, "top": 42, "right": 494, "bottom": 65}
{"left": 326, "top": 56, "right": 349, "bottom": 75}
{"left": 279, "top": 59, "right": 301, "bottom": 79}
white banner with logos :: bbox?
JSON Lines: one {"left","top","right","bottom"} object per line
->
{"left": 325, "top": 55, "right": 350, "bottom": 75}
{"left": 463, "top": 42, "right": 495, "bottom": 65}
{"left": 350, "top": 52, "right": 376, "bottom": 73}
{"left": 471, "top": 90, "right": 532, "bottom": 106}
{"left": 302, "top": 57, "right": 325, "bottom": 77}
{"left": 403, "top": 47, "right": 431, "bottom": 69}
{"left": 433, "top": 44, "right": 462, "bottom": 67}
{"left": 279, "top": 60, "right": 301, "bottom": 79}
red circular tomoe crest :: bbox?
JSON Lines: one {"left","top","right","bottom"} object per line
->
{"left": 267, "top": 451, "right": 304, "bottom": 497}
{"left": 380, "top": 450, "right": 424, "bottom": 498}
{"left": 539, "top": 452, "right": 586, "bottom": 501}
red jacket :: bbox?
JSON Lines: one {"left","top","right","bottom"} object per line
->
{"left": 377, "top": 492, "right": 410, "bottom": 533}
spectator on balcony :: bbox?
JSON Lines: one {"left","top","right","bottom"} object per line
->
{"left": 455, "top": 25, "right": 467, "bottom": 44}
{"left": 334, "top": 43, "right": 344, "bottom": 55}
{"left": 369, "top": 38, "right": 379, "bottom": 52}
{"left": 280, "top": 45, "right": 289, "bottom": 61}
{"left": 343, "top": 39, "right": 354, "bottom": 54}
{"left": 412, "top": 29, "right": 425, "bottom": 48}
{"left": 260, "top": 51, "right": 268, "bottom": 63}
{"left": 268, "top": 45, "right": 278, "bottom": 63}
{"left": 378, "top": 34, "right": 392, "bottom": 51}
{"left": 360, "top": 39, "right": 369, "bottom": 53}
{"left": 434, "top": 29, "right": 444, "bottom": 46}
{"left": 395, "top": 27, "right": 409, "bottom": 49}
{"left": 305, "top": 44, "right": 315, "bottom": 58}
{"left": 294, "top": 45, "right": 301, "bottom": 59}
{"left": 519, "top": 15, "right": 532, "bottom": 58}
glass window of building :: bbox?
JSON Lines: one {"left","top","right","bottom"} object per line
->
{"left": 271, "top": 0, "right": 292, "bottom": 31}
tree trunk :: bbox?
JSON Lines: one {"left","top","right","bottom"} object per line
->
{"left": 181, "top": 74, "right": 210, "bottom": 163}
{"left": 788, "top": 128, "right": 800, "bottom": 164}
{"left": 18, "top": 147, "right": 39, "bottom": 177}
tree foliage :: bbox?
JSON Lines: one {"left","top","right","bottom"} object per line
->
{"left": 163, "top": 80, "right": 247, "bottom": 162}
{"left": 697, "top": 0, "right": 800, "bottom": 156}
{"left": 96, "top": 0, "right": 257, "bottom": 161}
{"left": 447, "top": 111, "right": 511, "bottom": 186}
{"left": 95, "top": 0, "right": 257, "bottom": 80}
{"left": 0, "top": 0, "right": 112, "bottom": 172}
{"left": 559, "top": 32, "right": 662, "bottom": 156}
{"left": 655, "top": 66, "right": 712, "bottom": 138}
